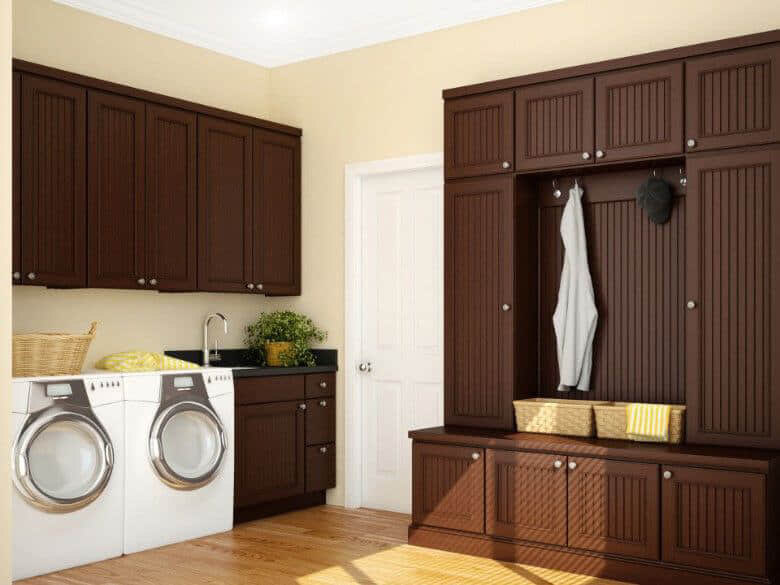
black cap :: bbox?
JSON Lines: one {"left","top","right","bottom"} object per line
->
{"left": 637, "top": 176, "right": 673, "bottom": 225}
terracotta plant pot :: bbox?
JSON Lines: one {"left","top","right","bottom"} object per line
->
{"left": 265, "top": 341, "right": 293, "bottom": 366}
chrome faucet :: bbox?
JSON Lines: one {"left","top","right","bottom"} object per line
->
{"left": 203, "top": 313, "right": 228, "bottom": 367}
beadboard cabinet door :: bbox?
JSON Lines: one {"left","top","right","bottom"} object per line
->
{"left": 88, "top": 91, "right": 146, "bottom": 289}
{"left": 12, "top": 72, "right": 20, "bottom": 284}
{"left": 662, "top": 466, "right": 766, "bottom": 576}
{"left": 567, "top": 457, "right": 660, "bottom": 560}
{"left": 20, "top": 75, "right": 87, "bottom": 288}
{"left": 485, "top": 450, "right": 567, "bottom": 545}
{"left": 686, "top": 44, "right": 780, "bottom": 152}
{"left": 595, "top": 62, "right": 683, "bottom": 162}
{"left": 197, "top": 115, "right": 253, "bottom": 293}
{"left": 145, "top": 104, "right": 197, "bottom": 292}
{"left": 686, "top": 146, "right": 780, "bottom": 449}
{"left": 412, "top": 443, "right": 484, "bottom": 533}
{"left": 445, "top": 91, "right": 514, "bottom": 179}
{"left": 515, "top": 78, "right": 594, "bottom": 171}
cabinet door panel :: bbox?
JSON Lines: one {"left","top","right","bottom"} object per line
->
{"left": 662, "top": 466, "right": 765, "bottom": 576}
{"left": 445, "top": 176, "right": 515, "bottom": 429}
{"left": 252, "top": 129, "right": 300, "bottom": 295}
{"left": 516, "top": 78, "right": 594, "bottom": 171}
{"left": 686, "top": 147, "right": 780, "bottom": 448}
{"left": 595, "top": 62, "right": 683, "bottom": 162}
{"left": 146, "top": 104, "right": 197, "bottom": 291}
{"left": 197, "top": 116, "right": 253, "bottom": 293}
{"left": 412, "top": 443, "right": 484, "bottom": 533}
{"left": 445, "top": 91, "right": 514, "bottom": 179}
{"left": 21, "top": 75, "right": 87, "bottom": 287}
{"left": 568, "top": 457, "right": 660, "bottom": 560}
{"left": 235, "top": 401, "right": 305, "bottom": 507}
{"left": 686, "top": 44, "right": 780, "bottom": 152}
{"left": 305, "top": 397, "right": 335, "bottom": 445}
{"left": 88, "top": 91, "right": 146, "bottom": 289}
{"left": 12, "top": 72, "right": 20, "bottom": 284}
{"left": 485, "top": 450, "right": 567, "bottom": 545}
{"left": 305, "top": 444, "right": 335, "bottom": 492}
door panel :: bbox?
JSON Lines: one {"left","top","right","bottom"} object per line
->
{"left": 21, "top": 75, "right": 87, "bottom": 287}
{"left": 252, "top": 129, "right": 300, "bottom": 295}
{"left": 197, "top": 116, "right": 253, "bottom": 293}
{"left": 88, "top": 91, "right": 146, "bottom": 289}
{"left": 662, "top": 466, "right": 766, "bottom": 576}
{"left": 445, "top": 91, "right": 514, "bottom": 178}
{"left": 516, "top": 78, "right": 594, "bottom": 170}
{"left": 305, "top": 444, "right": 335, "bottom": 492}
{"left": 568, "top": 457, "right": 660, "bottom": 560}
{"left": 305, "top": 397, "right": 335, "bottom": 445}
{"left": 12, "top": 72, "right": 20, "bottom": 284}
{"left": 485, "top": 450, "right": 567, "bottom": 545}
{"left": 686, "top": 45, "right": 780, "bottom": 152}
{"left": 445, "top": 175, "right": 515, "bottom": 429}
{"left": 686, "top": 147, "right": 780, "bottom": 448}
{"left": 234, "top": 401, "right": 304, "bottom": 507}
{"left": 595, "top": 62, "right": 683, "bottom": 162}
{"left": 412, "top": 443, "right": 484, "bottom": 533}
{"left": 146, "top": 104, "right": 197, "bottom": 291}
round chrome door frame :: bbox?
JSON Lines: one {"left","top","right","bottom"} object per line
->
{"left": 148, "top": 400, "right": 227, "bottom": 490}
{"left": 12, "top": 410, "right": 114, "bottom": 513}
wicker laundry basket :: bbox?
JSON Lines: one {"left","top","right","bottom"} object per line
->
{"left": 12, "top": 322, "right": 98, "bottom": 377}
{"left": 513, "top": 398, "right": 608, "bottom": 438}
{"left": 593, "top": 402, "right": 686, "bottom": 444}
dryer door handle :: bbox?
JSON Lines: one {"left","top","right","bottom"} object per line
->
{"left": 105, "top": 442, "right": 114, "bottom": 467}
{"left": 150, "top": 437, "right": 161, "bottom": 460}
{"left": 17, "top": 452, "right": 28, "bottom": 477}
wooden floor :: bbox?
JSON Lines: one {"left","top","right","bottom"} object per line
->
{"left": 20, "top": 506, "right": 632, "bottom": 585}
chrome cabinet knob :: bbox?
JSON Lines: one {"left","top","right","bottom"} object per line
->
{"left": 299, "top": 403, "right": 307, "bottom": 410}
{"left": 256, "top": 283, "right": 264, "bottom": 291}
{"left": 501, "top": 161, "right": 511, "bottom": 169}
{"left": 246, "top": 283, "right": 254, "bottom": 290}
{"left": 663, "top": 470, "right": 673, "bottom": 480}
{"left": 554, "top": 460, "right": 563, "bottom": 469}
{"left": 501, "top": 303, "right": 511, "bottom": 312}
{"left": 687, "top": 300, "right": 697, "bottom": 310}
{"left": 12, "top": 271, "right": 20, "bottom": 281}
{"left": 471, "top": 452, "right": 480, "bottom": 461}
{"left": 595, "top": 149, "right": 605, "bottom": 159}
{"left": 319, "top": 400, "right": 327, "bottom": 407}
{"left": 149, "top": 278, "right": 157, "bottom": 286}
{"left": 568, "top": 461, "right": 577, "bottom": 470}
{"left": 582, "top": 152, "right": 591, "bottom": 160}
{"left": 27, "top": 272, "right": 37, "bottom": 281}
{"left": 136, "top": 277, "right": 145, "bottom": 285}
{"left": 687, "top": 138, "right": 696, "bottom": 148}
{"left": 319, "top": 446, "right": 328, "bottom": 454}
{"left": 319, "top": 381, "right": 328, "bottom": 389}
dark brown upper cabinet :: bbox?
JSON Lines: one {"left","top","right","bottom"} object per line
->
{"left": 19, "top": 75, "right": 87, "bottom": 288}
{"left": 445, "top": 91, "right": 514, "bottom": 179}
{"left": 686, "top": 146, "right": 780, "bottom": 449}
{"left": 445, "top": 175, "right": 519, "bottom": 430}
{"left": 661, "top": 466, "right": 766, "bottom": 576}
{"left": 412, "top": 443, "right": 484, "bottom": 533}
{"left": 515, "top": 78, "right": 594, "bottom": 171}
{"left": 568, "top": 457, "right": 660, "bottom": 560}
{"left": 197, "top": 115, "right": 253, "bottom": 293}
{"left": 146, "top": 104, "right": 197, "bottom": 291}
{"left": 485, "top": 450, "right": 567, "bottom": 545}
{"left": 252, "top": 128, "right": 301, "bottom": 295}
{"left": 12, "top": 72, "right": 20, "bottom": 284}
{"left": 686, "top": 44, "right": 780, "bottom": 152}
{"left": 594, "top": 62, "right": 683, "bottom": 162}
{"left": 88, "top": 91, "right": 146, "bottom": 289}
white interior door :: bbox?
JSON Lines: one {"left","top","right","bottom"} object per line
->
{"left": 360, "top": 167, "right": 443, "bottom": 514}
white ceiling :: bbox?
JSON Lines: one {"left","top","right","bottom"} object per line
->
{"left": 53, "top": 0, "right": 563, "bottom": 67}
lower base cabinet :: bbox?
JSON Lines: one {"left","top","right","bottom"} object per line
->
{"left": 306, "top": 443, "right": 335, "bottom": 492}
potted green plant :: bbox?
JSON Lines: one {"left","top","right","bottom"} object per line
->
{"left": 245, "top": 310, "right": 326, "bottom": 367}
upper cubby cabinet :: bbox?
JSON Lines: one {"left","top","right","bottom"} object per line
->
{"left": 444, "top": 91, "right": 514, "bottom": 179}
{"left": 686, "top": 44, "right": 780, "bottom": 152}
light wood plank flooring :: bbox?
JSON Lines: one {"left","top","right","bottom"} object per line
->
{"left": 19, "top": 506, "right": 631, "bottom": 585}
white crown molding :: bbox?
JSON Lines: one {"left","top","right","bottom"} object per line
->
{"left": 52, "top": 0, "right": 563, "bottom": 68}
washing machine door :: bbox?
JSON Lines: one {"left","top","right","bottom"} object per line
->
{"left": 12, "top": 411, "right": 114, "bottom": 513}
{"left": 149, "top": 400, "right": 227, "bottom": 490}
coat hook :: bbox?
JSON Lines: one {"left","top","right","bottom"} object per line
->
{"left": 552, "top": 179, "right": 562, "bottom": 199}
{"left": 679, "top": 167, "right": 687, "bottom": 187}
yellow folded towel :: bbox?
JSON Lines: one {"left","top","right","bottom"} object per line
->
{"left": 626, "top": 403, "right": 672, "bottom": 442}
{"left": 95, "top": 351, "right": 199, "bottom": 372}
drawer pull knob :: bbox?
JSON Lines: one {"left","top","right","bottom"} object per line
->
{"left": 320, "top": 446, "right": 328, "bottom": 454}
{"left": 13, "top": 271, "right": 20, "bottom": 281}
{"left": 27, "top": 272, "right": 37, "bottom": 281}
{"left": 663, "top": 470, "right": 673, "bottom": 480}
{"left": 686, "top": 300, "right": 697, "bottom": 310}
{"left": 256, "top": 283, "right": 264, "bottom": 291}
{"left": 246, "top": 283, "right": 254, "bottom": 290}
{"left": 137, "top": 277, "right": 145, "bottom": 285}
{"left": 568, "top": 461, "right": 577, "bottom": 470}
{"left": 554, "top": 460, "right": 563, "bottom": 469}
{"left": 319, "top": 400, "right": 327, "bottom": 407}
{"left": 299, "top": 403, "right": 307, "bottom": 410}
{"left": 319, "top": 381, "right": 328, "bottom": 389}
{"left": 471, "top": 452, "right": 480, "bottom": 461}
{"left": 581, "top": 152, "right": 591, "bottom": 160}
{"left": 501, "top": 303, "right": 511, "bottom": 312}
{"left": 501, "top": 161, "right": 511, "bottom": 169}
{"left": 149, "top": 278, "right": 157, "bottom": 286}
{"left": 687, "top": 138, "right": 696, "bottom": 148}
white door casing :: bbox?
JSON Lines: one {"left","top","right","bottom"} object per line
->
{"left": 344, "top": 153, "right": 444, "bottom": 513}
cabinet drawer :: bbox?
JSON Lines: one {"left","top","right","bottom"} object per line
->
{"left": 235, "top": 375, "right": 304, "bottom": 405}
{"left": 306, "top": 443, "right": 335, "bottom": 492}
{"left": 306, "top": 397, "right": 335, "bottom": 445}
{"left": 305, "top": 373, "right": 335, "bottom": 398}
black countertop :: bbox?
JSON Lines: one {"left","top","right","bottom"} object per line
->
{"left": 165, "top": 348, "right": 338, "bottom": 378}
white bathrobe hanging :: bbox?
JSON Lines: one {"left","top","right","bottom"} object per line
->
{"left": 552, "top": 183, "right": 598, "bottom": 391}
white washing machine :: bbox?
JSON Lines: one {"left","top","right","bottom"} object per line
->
{"left": 123, "top": 369, "right": 234, "bottom": 554}
{"left": 11, "top": 374, "right": 124, "bottom": 580}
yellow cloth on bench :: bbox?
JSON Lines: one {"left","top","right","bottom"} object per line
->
{"left": 626, "top": 403, "right": 671, "bottom": 442}
{"left": 95, "top": 351, "right": 199, "bottom": 372}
